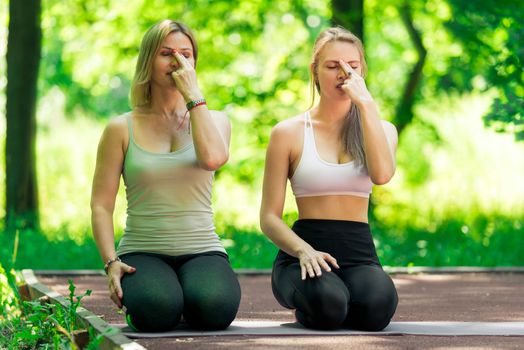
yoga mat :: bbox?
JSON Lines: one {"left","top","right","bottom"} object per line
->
{"left": 115, "top": 321, "right": 524, "bottom": 338}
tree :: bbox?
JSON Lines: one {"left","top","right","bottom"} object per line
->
{"left": 332, "top": 0, "right": 364, "bottom": 40}
{"left": 5, "top": 0, "right": 42, "bottom": 230}
{"left": 393, "top": 2, "right": 427, "bottom": 136}
{"left": 442, "top": 0, "right": 524, "bottom": 141}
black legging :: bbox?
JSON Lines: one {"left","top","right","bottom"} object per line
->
{"left": 272, "top": 219, "right": 398, "bottom": 331}
{"left": 120, "top": 251, "right": 241, "bottom": 332}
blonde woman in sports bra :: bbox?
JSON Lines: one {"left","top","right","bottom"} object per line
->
{"left": 260, "top": 27, "right": 398, "bottom": 331}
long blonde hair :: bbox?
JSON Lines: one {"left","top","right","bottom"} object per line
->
{"left": 130, "top": 20, "right": 198, "bottom": 108}
{"left": 310, "top": 27, "right": 368, "bottom": 168}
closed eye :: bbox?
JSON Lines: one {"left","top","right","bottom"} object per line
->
{"left": 326, "top": 64, "right": 359, "bottom": 70}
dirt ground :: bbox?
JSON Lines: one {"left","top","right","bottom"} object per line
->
{"left": 39, "top": 272, "right": 524, "bottom": 349}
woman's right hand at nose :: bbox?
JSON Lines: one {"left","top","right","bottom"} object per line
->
{"left": 171, "top": 51, "right": 203, "bottom": 102}
{"left": 107, "top": 261, "right": 136, "bottom": 308}
{"left": 297, "top": 245, "right": 339, "bottom": 280}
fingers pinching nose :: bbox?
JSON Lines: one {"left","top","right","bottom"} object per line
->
{"left": 172, "top": 51, "right": 192, "bottom": 70}
{"left": 338, "top": 59, "right": 355, "bottom": 78}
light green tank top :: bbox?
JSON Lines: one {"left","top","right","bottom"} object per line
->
{"left": 116, "top": 114, "right": 226, "bottom": 256}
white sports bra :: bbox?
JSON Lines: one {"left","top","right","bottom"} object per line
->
{"left": 289, "top": 111, "right": 372, "bottom": 198}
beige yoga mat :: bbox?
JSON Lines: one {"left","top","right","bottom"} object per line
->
{"left": 116, "top": 321, "right": 524, "bottom": 338}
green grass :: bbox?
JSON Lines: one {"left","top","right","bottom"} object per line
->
{"left": 1, "top": 228, "right": 102, "bottom": 270}
{"left": 1, "top": 211, "right": 522, "bottom": 270}
{"left": 221, "top": 226, "right": 278, "bottom": 269}
{"left": 371, "top": 214, "right": 524, "bottom": 267}
{"left": 0, "top": 226, "right": 278, "bottom": 270}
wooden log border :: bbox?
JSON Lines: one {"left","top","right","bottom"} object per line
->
{"left": 18, "top": 269, "right": 146, "bottom": 350}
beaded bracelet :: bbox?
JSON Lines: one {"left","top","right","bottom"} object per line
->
{"left": 186, "top": 98, "right": 206, "bottom": 111}
{"left": 104, "top": 257, "right": 121, "bottom": 274}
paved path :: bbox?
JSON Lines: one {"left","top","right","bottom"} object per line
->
{"left": 39, "top": 273, "right": 524, "bottom": 349}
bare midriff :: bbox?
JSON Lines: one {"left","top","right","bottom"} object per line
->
{"left": 296, "top": 195, "right": 369, "bottom": 223}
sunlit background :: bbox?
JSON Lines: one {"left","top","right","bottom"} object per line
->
{"left": 1, "top": 0, "right": 523, "bottom": 269}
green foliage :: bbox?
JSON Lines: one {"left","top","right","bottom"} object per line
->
{"left": 364, "top": 0, "right": 523, "bottom": 140}
{"left": 38, "top": 0, "right": 328, "bottom": 118}
{"left": 484, "top": 87, "right": 524, "bottom": 140}
{"left": 221, "top": 226, "right": 278, "bottom": 269}
{"left": 395, "top": 118, "right": 440, "bottom": 186}
{"left": 373, "top": 213, "right": 524, "bottom": 267}
{"left": 0, "top": 264, "right": 98, "bottom": 349}
{"left": 442, "top": 0, "right": 524, "bottom": 140}
{"left": 64, "top": 279, "right": 92, "bottom": 334}
{"left": 0, "top": 264, "right": 20, "bottom": 323}
{"left": 0, "top": 228, "right": 101, "bottom": 270}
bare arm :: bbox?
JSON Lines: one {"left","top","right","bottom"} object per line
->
{"left": 260, "top": 125, "right": 305, "bottom": 256}
{"left": 90, "top": 116, "right": 135, "bottom": 307}
{"left": 339, "top": 60, "right": 398, "bottom": 184}
{"left": 360, "top": 104, "right": 398, "bottom": 185}
{"left": 91, "top": 118, "right": 125, "bottom": 263}
{"left": 260, "top": 123, "right": 339, "bottom": 280}
{"left": 189, "top": 108, "right": 231, "bottom": 171}
{"left": 171, "top": 51, "right": 230, "bottom": 170}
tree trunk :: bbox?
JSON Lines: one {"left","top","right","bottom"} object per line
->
{"left": 331, "top": 0, "right": 364, "bottom": 41}
{"left": 394, "top": 2, "right": 427, "bottom": 137}
{"left": 5, "top": 0, "right": 42, "bottom": 231}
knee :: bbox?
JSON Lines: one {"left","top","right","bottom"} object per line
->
{"left": 125, "top": 293, "right": 183, "bottom": 332}
{"left": 346, "top": 288, "right": 398, "bottom": 331}
{"left": 184, "top": 288, "right": 241, "bottom": 330}
{"left": 294, "top": 278, "right": 349, "bottom": 329}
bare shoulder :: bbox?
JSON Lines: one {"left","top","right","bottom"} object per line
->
{"left": 270, "top": 114, "right": 304, "bottom": 140}
{"left": 99, "top": 113, "right": 130, "bottom": 151}
{"left": 104, "top": 113, "right": 129, "bottom": 135}
{"left": 267, "top": 115, "right": 304, "bottom": 165}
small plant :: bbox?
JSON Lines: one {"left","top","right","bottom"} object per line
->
{"left": 0, "top": 266, "right": 99, "bottom": 349}
{"left": 65, "top": 279, "right": 92, "bottom": 334}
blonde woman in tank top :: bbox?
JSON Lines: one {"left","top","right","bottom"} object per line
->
{"left": 90, "top": 20, "right": 240, "bottom": 332}
{"left": 260, "top": 27, "right": 398, "bottom": 331}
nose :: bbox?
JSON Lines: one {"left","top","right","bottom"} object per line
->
{"left": 337, "top": 66, "right": 348, "bottom": 80}
{"left": 170, "top": 59, "right": 180, "bottom": 70}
